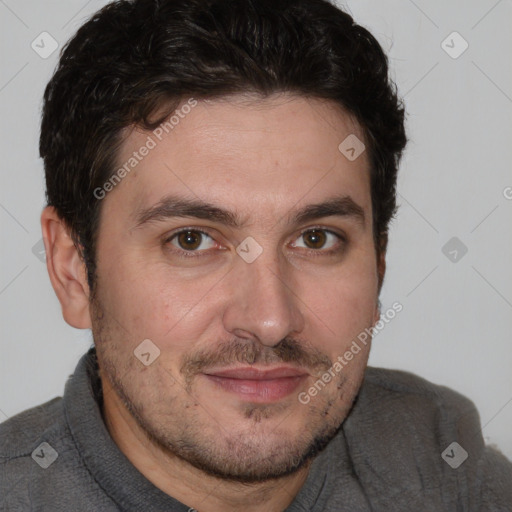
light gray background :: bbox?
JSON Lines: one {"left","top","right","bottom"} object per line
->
{"left": 1, "top": 0, "right": 511, "bottom": 460}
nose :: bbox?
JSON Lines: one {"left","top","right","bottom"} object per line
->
{"left": 221, "top": 251, "right": 305, "bottom": 347}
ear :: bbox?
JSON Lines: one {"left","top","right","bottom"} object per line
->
{"left": 41, "top": 206, "right": 92, "bottom": 329}
{"left": 374, "top": 233, "right": 388, "bottom": 324}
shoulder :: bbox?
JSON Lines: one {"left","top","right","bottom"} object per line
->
{"left": 361, "top": 366, "right": 479, "bottom": 417}
{"left": 353, "top": 366, "right": 489, "bottom": 462}
{"left": 0, "top": 388, "right": 118, "bottom": 511}
{"left": 0, "top": 396, "right": 72, "bottom": 508}
{"left": 343, "top": 367, "right": 512, "bottom": 510}
{"left": 0, "top": 396, "right": 66, "bottom": 459}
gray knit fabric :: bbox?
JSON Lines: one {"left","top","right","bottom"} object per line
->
{"left": 1, "top": 348, "right": 511, "bottom": 511}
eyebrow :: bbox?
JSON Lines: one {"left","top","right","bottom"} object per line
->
{"left": 290, "top": 196, "right": 365, "bottom": 228}
{"left": 133, "top": 194, "right": 365, "bottom": 230}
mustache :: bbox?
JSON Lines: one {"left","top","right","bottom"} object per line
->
{"left": 180, "top": 337, "right": 333, "bottom": 385}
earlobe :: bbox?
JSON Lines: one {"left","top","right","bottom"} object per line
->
{"left": 41, "top": 206, "right": 92, "bottom": 329}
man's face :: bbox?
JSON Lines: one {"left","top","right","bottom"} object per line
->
{"left": 90, "top": 94, "right": 382, "bottom": 482}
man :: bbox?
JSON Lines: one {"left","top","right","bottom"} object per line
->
{"left": 1, "top": 0, "right": 511, "bottom": 510}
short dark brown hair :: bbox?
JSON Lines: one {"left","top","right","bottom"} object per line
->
{"left": 40, "top": 0, "right": 407, "bottom": 292}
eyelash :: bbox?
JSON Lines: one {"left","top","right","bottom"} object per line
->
{"left": 163, "top": 228, "right": 221, "bottom": 259}
{"left": 163, "top": 226, "right": 347, "bottom": 259}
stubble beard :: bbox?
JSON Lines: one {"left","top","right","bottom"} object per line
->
{"left": 90, "top": 294, "right": 362, "bottom": 483}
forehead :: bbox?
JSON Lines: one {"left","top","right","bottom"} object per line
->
{"left": 102, "top": 94, "right": 371, "bottom": 227}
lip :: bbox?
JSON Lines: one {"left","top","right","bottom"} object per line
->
{"left": 203, "top": 366, "right": 309, "bottom": 380}
{"left": 202, "top": 366, "right": 309, "bottom": 402}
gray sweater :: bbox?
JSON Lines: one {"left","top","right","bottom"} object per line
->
{"left": 1, "top": 348, "right": 511, "bottom": 511}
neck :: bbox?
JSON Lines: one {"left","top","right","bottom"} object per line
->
{"left": 101, "top": 376, "right": 312, "bottom": 512}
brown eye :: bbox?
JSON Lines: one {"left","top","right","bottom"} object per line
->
{"left": 169, "top": 230, "right": 215, "bottom": 251}
{"left": 291, "top": 228, "right": 344, "bottom": 253}
{"left": 177, "top": 231, "right": 201, "bottom": 250}
{"left": 303, "top": 229, "right": 327, "bottom": 249}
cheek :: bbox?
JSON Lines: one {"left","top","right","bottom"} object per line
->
{"left": 300, "top": 264, "right": 378, "bottom": 359}
{"left": 97, "top": 256, "right": 222, "bottom": 350}
{"left": 314, "top": 287, "right": 375, "bottom": 355}
{"left": 306, "top": 257, "right": 378, "bottom": 317}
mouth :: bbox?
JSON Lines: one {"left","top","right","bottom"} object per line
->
{"left": 202, "top": 366, "right": 309, "bottom": 403}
